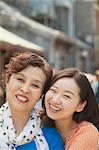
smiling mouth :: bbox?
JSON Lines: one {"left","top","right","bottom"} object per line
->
{"left": 49, "top": 103, "right": 61, "bottom": 112}
{"left": 15, "top": 95, "right": 29, "bottom": 103}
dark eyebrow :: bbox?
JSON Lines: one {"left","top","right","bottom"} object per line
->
{"left": 64, "top": 90, "right": 75, "bottom": 96}
{"left": 52, "top": 85, "right": 75, "bottom": 96}
{"left": 15, "top": 73, "right": 25, "bottom": 77}
{"left": 51, "top": 85, "right": 58, "bottom": 89}
{"left": 33, "top": 80, "right": 43, "bottom": 85}
{"left": 15, "top": 73, "right": 43, "bottom": 85}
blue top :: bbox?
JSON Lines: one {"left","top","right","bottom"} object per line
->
{"left": 16, "top": 125, "right": 64, "bottom": 150}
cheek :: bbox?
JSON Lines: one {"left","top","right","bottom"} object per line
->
{"left": 6, "top": 84, "right": 14, "bottom": 102}
{"left": 44, "top": 93, "right": 50, "bottom": 106}
{"left": 6, "top": 83, "right": 13, "bottom": 94}
{"left": 45, "top": 92, "right": 51, "bottom": 101}
{"left": 7, "top": 80, "right": 21, "bottom": 92}
{"left": 31, "top": 89, "right": 42, "bottom": 99}
{"left": 63, "top": 100, "right": 79, "bottom": 111}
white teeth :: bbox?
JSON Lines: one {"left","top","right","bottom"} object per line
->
{"left": 16, "top": 95, "right": 28, "bottom": 102}
{"left": 50, "top": 104, "right": 61, "bottom": 111}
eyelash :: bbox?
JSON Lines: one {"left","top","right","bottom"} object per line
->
{"left": 49, "top": 88, "right": 71, "bottom": 99}
{"left": 64, "top": 95, "right": 71, "bottom": 99}
{"left": 17, "top": 78, "right": 24, "bottom": 82}
{"left": 31, "top": 84, "right": 39, "bottom": 88}
{"left": 50, "top": 88, "right": 56, "bottom": 93}
{"left": 16, "top": 78, "right": 40, "bottom": 88}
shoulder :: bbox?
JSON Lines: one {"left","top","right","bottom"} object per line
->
{"left": 77, "top": 121, "right": 98, "bottom": 134}
{"left": 43, "top": 125, "right": 58, "bottom": 134}
{"left": 43, "top": 124, "right": 63, "bottom": 139}
{"left": 43, "top": 125, "right": 64, "bottom": 150}
{"left": 66, "top": 121, "right": 99, "bottom": 150}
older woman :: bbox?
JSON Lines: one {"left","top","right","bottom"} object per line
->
{"left": 0, "top": 52, "right": 64, "bottom": 150}
{"left": 44, "top": 68, "right": 99, "bottom": 150}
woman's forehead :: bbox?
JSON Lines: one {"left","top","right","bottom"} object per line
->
{"left": 52, "top": 78, "right": 80, "bottom": 94}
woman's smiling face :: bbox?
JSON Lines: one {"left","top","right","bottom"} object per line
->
{"left": 45, "top": 77, "right": 85, "bottom": 121}
{"left": 6, "top": 65, "right": 46, "bottom": 113}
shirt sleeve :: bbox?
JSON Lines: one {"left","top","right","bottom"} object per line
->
{"left": 65, "top": 124, "right": 99, "bottom": 150}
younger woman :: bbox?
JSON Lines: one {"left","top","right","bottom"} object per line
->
{"left": 44, "top": 68, "right": 99, "bottom": 150}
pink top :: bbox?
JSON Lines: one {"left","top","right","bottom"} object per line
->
{"left": 65, "top": 121, "right": 99, "bottom": 150}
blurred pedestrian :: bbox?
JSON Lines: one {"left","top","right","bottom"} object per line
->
{"left": 91, "top": 69, "right": 99, "bottom": 106}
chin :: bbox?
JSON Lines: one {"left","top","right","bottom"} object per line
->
{"left": 46, "top": 112, "right": 57, "bottom": 120}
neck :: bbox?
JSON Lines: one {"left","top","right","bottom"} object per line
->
{"left": 11, "top": 108, "right": 31, "bottom": 136}
{"left": 55, "top": 118, "right": 77, "bottom": 142}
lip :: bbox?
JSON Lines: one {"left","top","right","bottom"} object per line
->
{"left": 48, "top": 103, "right": 61, "bottom": 112}
{"left": 15, "top": 94, "right": 29, "bottom": 103}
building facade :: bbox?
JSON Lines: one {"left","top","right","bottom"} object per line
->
{"left": 2, "top": 0, "right": 99, "bottom": 72}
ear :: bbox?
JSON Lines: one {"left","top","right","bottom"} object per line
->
{"left": 76, "top": 100, "right": 87, "bottom": 112}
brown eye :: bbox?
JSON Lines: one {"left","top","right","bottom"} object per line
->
{"left": 64, "top": 95, "right": 71, "bottom": 99}
{"left": 17, "top": 78, "right": 24, "bottom": 83}
{"left": 31, "top": 84, "right": 39, "bottom": 88}
{"left": 50, "top": 88, "right": 56, "bottom": 93}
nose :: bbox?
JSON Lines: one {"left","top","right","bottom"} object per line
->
{"left": 20, "top": 83, "right": 30, "bottom": 93}
{"left": 51, "top": 93, "right": 61, "bottom": 104}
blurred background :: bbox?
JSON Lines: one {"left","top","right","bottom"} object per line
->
{"left": 0, "top": 0, "right": 99, "bottom": 106}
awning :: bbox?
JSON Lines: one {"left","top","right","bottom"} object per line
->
{"left": 0, "top": 2, "right": 74, "bottom": 46}
{"left": 0, "top": 26, "right": 44, "bottom": 54}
